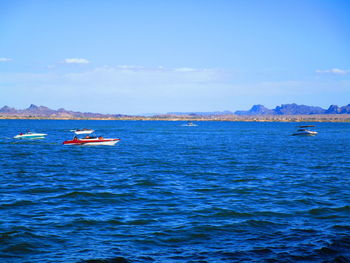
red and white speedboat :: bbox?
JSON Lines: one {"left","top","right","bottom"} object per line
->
{"left": 63, "top": 136, "right": 120, "bottom": 146}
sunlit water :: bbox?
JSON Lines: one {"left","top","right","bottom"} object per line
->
{"left": 0, "top": 120, "right": 349, "bottom": 262}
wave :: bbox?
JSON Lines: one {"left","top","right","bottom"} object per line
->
{"left": 55, "top": 191, "right": 133, "bottom": 199}
{"left": 78, "top": 256, "right": 130, "bottom": 263}
{"left": 308, "top": 206, "right": 350, "bottom": 219}
{"left": 0, "top": 200, "right": 36, "bottom": 209}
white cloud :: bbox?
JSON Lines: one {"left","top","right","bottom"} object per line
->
{"left": 174, "top": 67, "right": 197, "bottom": 72}
{"left": 0, "top": 58, "right": 12, "bottom": 62}
{"left": 117, "top": 65, "right": 143, "bottom": 69}
{"left": 63, "top": 58, "right": 90, "bottom": 64}
{"left": 115, "top": 65, "right": 201, "bottom": 73}
{"left": 63, "top": 66, "right": 221, "bottom": 87}
{"left": 316, "top": 68, "right": 350, "bottom": 75}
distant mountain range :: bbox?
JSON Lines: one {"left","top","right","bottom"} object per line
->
{"left": 234, "top": 103, "right": 350, "bottom": 115}
{"left": 0, "top": 104, "right": 126, "bottom": 118}
{"left": 0, "top": 103, "right": 349, "bottom": 118}
{"left": 167, "top": 110, "right": 234, "bottom": 116}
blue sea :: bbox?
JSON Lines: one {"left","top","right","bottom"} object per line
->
{"left": 0, "top": 120, "right": 349, "bottom": 263}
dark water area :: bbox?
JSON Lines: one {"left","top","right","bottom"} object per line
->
{"left": 0, "top": 120, "right": 349, "bottom": 262}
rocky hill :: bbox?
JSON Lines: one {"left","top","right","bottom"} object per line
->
{"left": 0, "top": 104, "right": 126, "bottom": 119}
{"left": 274, "top": 104, "right": 325, "bottom": 115}
{"left": 325, "top": 104, "right": 350, "bottom": 114}
{"left": 235, "top": 103, "right": 350, "bottom": 115}
{"left": 235, "top": 105, "right": 274, "bottom": 115}
{"left": 167, "top": 110, "right": 234, "bottom": 116}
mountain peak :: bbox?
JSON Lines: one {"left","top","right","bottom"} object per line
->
{"left": 27, "top": 104, "right": 39, "bottom": 110}
{"left": 235, "top": 104, "right": 274, "bottom": 115}
{"left": 274, "top": 104, "right": 325, "bottom": 115}
{"left": 325, "top": 105, "right": 340, "bottom": 114}
{"left": 0, "top": 105, "right": 17, "bottom": 113}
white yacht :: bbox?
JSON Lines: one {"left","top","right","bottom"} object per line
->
{"left": 292, "top": 125, "right": 318, "bottom": 136}
{"left": 182, "top": 122, "right": 198, "bottom": 127}
{"left": 70, "top": 128, "right": 95, "bottom": 135}
{"left": 14, "top": 131, "right": 47, "bottom": 139}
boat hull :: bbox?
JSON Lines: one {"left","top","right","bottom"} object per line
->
{"left": 14, "top": 133, "right": 47, "bottom": 139}
{"left": 292, "top": 131, "right": 318, "bottom": 136}
{"left": 70, "top": 130, "right": 94, "bottom": 135}
{"left": 63, "top": 138, "right": 120, "bottom": 146}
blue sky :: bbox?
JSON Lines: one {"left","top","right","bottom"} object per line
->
{"left": 0, "top": 0, "right": 349, "bottom": 114}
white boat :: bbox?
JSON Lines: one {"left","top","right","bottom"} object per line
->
{"left": 292, "top": 125, "right": 318, "bottom": 136}
{"left": 63, "top": 136, "right": 120, "bottom": 146}
{"left": 14, "top": 132, "right": 47, "bottom": 139}
{"left": 70, "top": 128, "right": 94, "bottom": 135}
{"left": 182, "top": 122, "right": 198, "bottom": 127}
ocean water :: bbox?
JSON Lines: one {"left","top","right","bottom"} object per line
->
{"left": 0, "top": 120, "right": 349, "bottom": 263}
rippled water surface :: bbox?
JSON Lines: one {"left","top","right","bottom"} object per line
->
{"left": 1, "top": 120, "right": 349, "bottom": 262}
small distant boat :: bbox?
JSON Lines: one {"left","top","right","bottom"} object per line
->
{"left": 63, "top": 135, "right": 120, "bottom": 146}
{"left": 292, "top": 125, "right": 318, "bottom": 136}
{"left": 14, "top": 131, "right": 47, "bottom": 139}
{"left": 182, "top": 122, "right": 198, "bottom": 127}
{"left": 70, "top": 128, "right": 94, "bottom": 135}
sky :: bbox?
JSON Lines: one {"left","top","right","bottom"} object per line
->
{"left": 0, "top": 0, "right": 349, "bottom": 114}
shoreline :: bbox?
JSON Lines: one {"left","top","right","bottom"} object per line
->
{"left": 1, "top": 114, "right": 350, "bottom": 122}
